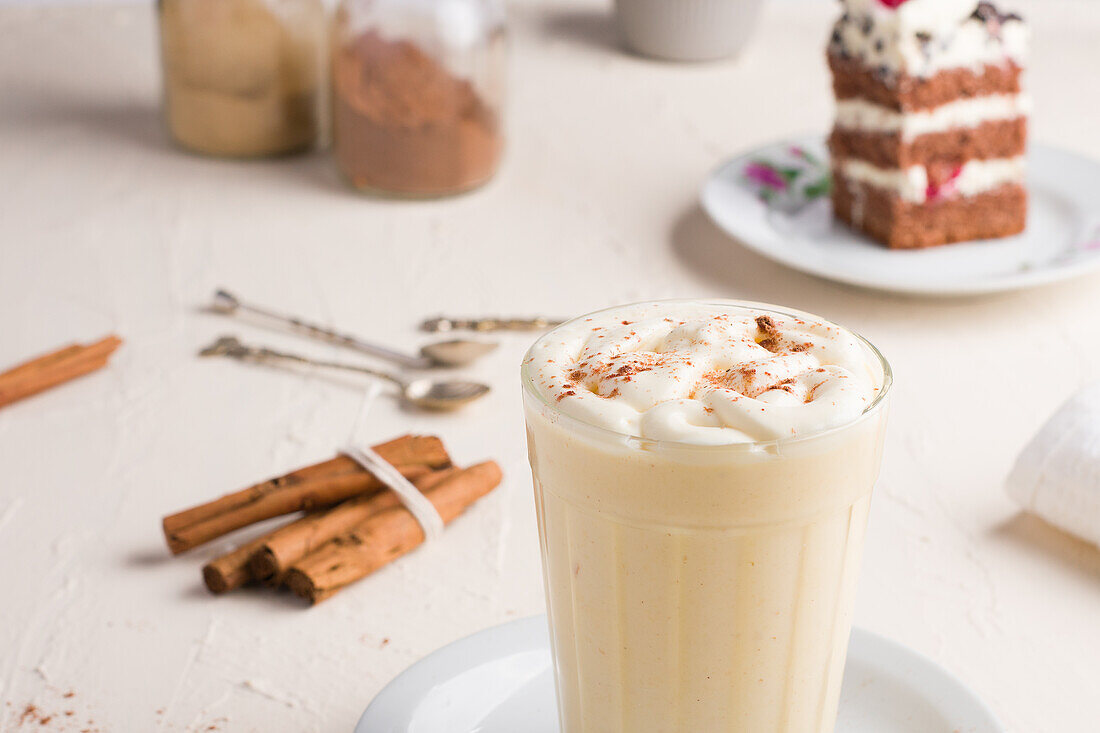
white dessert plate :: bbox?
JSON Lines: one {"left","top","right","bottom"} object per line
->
{"left": 700, "top": 136, "right": 1100, "bottom": 296}
{"left": 355, "top": 615, "right": 1005, "bottom": 733}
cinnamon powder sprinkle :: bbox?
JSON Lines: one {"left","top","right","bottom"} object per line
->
{"left": 773, "top": 378, "right": 797, "bottom": 394}
{"left": 755, "top": 315, "right": 778, "bottom": 334}
{"left": 806, "top": 382, "right": 826, "bottom": 402}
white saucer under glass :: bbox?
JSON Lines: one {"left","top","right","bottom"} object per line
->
{"left": 356, "top": 615, "right": 1005, "bottom": 733}
{"left": 701, "top": 137, "right": 1100, "bottom": 296}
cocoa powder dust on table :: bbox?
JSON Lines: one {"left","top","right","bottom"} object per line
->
{"left": 332, "top": 31, "right": 503, "bottom": 197}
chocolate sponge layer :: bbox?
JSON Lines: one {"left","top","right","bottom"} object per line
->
{"left": 828, "top": 53, "right": 1023, "bottom": 111}
{"left": 831, "top": 176, "right": 1027, "bottom": 249}
{"left": 828, "top": 117, "right": 1027, "bottom": 169}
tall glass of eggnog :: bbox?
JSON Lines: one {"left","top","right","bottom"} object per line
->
{"left": 522, "top": 300, "right": 891, "bottom": 733}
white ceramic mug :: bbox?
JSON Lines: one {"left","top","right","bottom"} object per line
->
{"left": 614, "top": 0, "right": 765, "bottom": 62}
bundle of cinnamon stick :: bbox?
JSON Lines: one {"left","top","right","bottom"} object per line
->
{"left": 162, "top": 434, "right": 501, "bottom": 604}
{"left": 0, "top": 335, "right": 123, "bottom": 409}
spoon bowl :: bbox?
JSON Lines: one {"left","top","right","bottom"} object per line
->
{"left": 419, "top": 340, "right": 498, "bottom": 368}
{"left": 403, "top": 378, "right": 491, "bottom": 410}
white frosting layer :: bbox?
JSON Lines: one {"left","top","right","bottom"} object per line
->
{"left": 840, "top": 160, "right": 929, "bottom": 203}
{"left": 835, "top": 93, "right": 1029, "bottom": 138}
{"left": 840, "top": 156, "right": 1025, "bottom": 203}
{"left": 524, "top": 302, "right": 884, "bottom": 444}
{"left": 832, "top": 1, "right": 1028, "bottom": 79}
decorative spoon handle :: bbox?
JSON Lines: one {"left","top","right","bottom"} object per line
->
{"left": 200, "top": 336, "right": 404, "bottom": 387}
{"left": 420, "top": 316, "right": 565, "bottom": 333}
{"left": 214, "top": 289, "right": 432, "bottom": 369}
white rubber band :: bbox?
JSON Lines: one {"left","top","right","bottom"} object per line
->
{"left": 340, "top": 444, "right": 445, "bottom": 541}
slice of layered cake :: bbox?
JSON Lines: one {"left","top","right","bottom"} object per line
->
{"left": 828, "top": 0, "right": 1029, "bottom": 249}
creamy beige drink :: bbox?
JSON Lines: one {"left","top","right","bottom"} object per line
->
{"left": 522, "top": 300, "right": 890, "bottom": 733}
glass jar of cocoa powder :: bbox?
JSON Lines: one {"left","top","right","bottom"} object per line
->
{"left": 332, "top": 0, "right": 507, "bottom": 197}
{"left": 158, "top": 0, "right": 326, "bottom": 158}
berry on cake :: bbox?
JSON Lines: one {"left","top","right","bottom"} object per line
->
{"left": 827, "top": 0, "right": 1029, "bottom": 249}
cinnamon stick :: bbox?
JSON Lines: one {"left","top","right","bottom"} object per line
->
{"left": 250, "top": 466, "right": 460, "bottom": 584}
{"left": 163, "top": 435, "right": 439, "bottom": 532}
{"left": 0, "top": 335, "right": 122, "bottom": 408}
{"left": 201, "top": 524, "right": 294, "bottom": 594}
{"left": 284, "top": 461, "right": 502, "bottom": 604}
{"left": 168, "top": 464, "right": 434, "bottom": 555}
{"left": 0, "top": 344, "right": 84, "bottom": 380}
{"left": 162, "top": 435, "right": 450, "bottom": 554}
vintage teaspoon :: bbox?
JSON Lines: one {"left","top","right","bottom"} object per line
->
{"left": 421, "top": 315, "right": 565, "bottom": 333}
{"left": 211, "top": 289, "right": 497, "bottom": 369}
{"left": 200, "top": 336, "right": 490, "bottom": 410}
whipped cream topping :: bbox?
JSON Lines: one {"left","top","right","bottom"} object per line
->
{"left": 524, "top": 302, "right": 884, "bottom": 445}
{"left": 830, "top": 0, "right": 1028, "bottom": 80}
{"left": 845, "top": 0, "right": 980, "bottom": 34}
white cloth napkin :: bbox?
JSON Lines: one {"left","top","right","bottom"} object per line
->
{"left": 1007, "top": 383, "right": 1100, "bottom": 547}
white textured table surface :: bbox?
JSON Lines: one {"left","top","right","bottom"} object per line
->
{"left": 2, "top": 1, "right": 1099, "bottom": 731}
